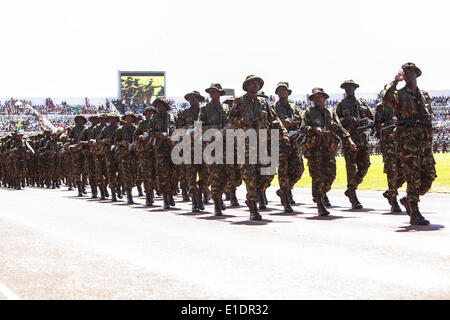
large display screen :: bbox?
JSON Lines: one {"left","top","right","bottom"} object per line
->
{"left": 119, "top": 71, "right": 165, "bottom": 104}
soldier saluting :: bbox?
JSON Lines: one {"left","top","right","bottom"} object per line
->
{"left": 381, "top": 63, "right": 436, "bottom": 225}
{"left": 301, "top": 88, "right": 357, "bottom": 216}
{"left": 336, "top": 80, "right": 374, "bottom": 209}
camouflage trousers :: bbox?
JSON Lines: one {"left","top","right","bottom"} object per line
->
{"left": 277, "top": 145, "right": 304, "bottom": 197}
{"left": 71, "top": 151, "right": 84, "bottom": 186}
{"left": 138, "top": 151, "right": 156, "bottom": 194}
{"left": 186, "top": 164, "right": 209, "bottom": 197}
{"left": 380, "top": 140, "right": 405, "bottom": 198}
{"left": 116, "top": 148, "right": 135, "bottom": 190}
{"left": 343, "top": 142, "right": 370, "bottom": 190}
{"left": 155, "top": 144, "right": 173, "bottom": 196}
{"left": 94, "top": 154, "right": 107, "bottom": 188}
{"left": 306, "top": 149, "right": 336, "bottom": 199}
{"left": 83, "top": 152, "right": 97, "bottom": 187}
{"left": 224, "top": 164, "right": 242, "bottom": 194}
{"left": 208, "top": 163, "right": 226, "bottom": 199}
{"left": 105, "top": 151, "right": 117, "bottom": 190}
{"left": 398, "top": 137, "right": 436, "bottom": 202}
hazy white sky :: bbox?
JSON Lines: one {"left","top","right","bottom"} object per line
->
{"left": 1, "top": 0, "right": 449, "bottom": 98}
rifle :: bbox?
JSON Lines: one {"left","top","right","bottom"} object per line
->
{"left": 355, "top": 121, "right": 375, "bottom": 134}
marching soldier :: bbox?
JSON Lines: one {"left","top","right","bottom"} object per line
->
{"left": 274, "top": 82, "right": 305, "bottom": 212}
{"left": 301, "top": 88, "right": 357, "bottom": 216}
{"left": 373, "top": 101, "right": 404, "bottom": 212}
{"left": 336, "top": 80, "right": 374, "bottom": 209}
{"left": 68, "top": 115, "right": 88, "bottom": 196}
{"left": 114, "top": 112, "right": 137, "bottom": 204}
{"left": 381, "top": 62, "right": 436, "bottom": 225}
{"left": 230, "top": 75, "right": 291, "bottom": 220}
{"left": 199, "top": 83, "right": 227, "bottom": 216}
{"left": 150, "top": 98, "right": 175, "bottom": 209}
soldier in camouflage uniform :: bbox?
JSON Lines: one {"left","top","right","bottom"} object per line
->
{"left": 80, "top": 115, "right": 99, "bottom": 198}
{"left": 199, "top": 83, "right": 227, "bottom": 216}
{"left": 43, "top": 131, "right": 60, "bottom": 189}
{"left": 222, "top": 97, "right": 241, "bottom": 207}
{"left": 230, "top": 75, "right": 291, "bottom": 220}
{"left": 336, "top": 80, "right": 374, "bottom": 209}
{"left": 68, "top": 115, "right": 87, "bottom": 196}
{"left": 91, "top": 113, "right": 109, "bottom": 200}
{"left": 301, "top": 88, "right": 357, "bottom": 216}
{"left": 98, "top": 113, "right": 120, "bottom": 202}
{"left": 149, "top": 98, "right": 175, "bottom": 209}
{"left": 373, "top": 101, "right": 404, "bottom": 212}
{"left": 114, "top": 112, "right": 137, "bottom": 204}
{"left": 178, "top": 90, "right": 209, "bottom": 212}
{"left": 381, "top": 62, "right": 435, "bottom": 225}
{"left": 134, "top": 106, "right": 157, "bottom": 206}
{"left": 274, "top": 82, "right": 305, "bottom": 212}
{"left": 9, "top": 131, "right": 26, "bottom": 190}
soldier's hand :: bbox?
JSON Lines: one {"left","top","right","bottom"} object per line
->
{"left": 282, "top": 131, "right": 290, "bottom": 146}
{"left": 315, "top": 127, "right": 323, "bottom": 136}
{"left": 394, "top": 70, "right": 404, "bottom": 82}
{"left": 349, "top": 140, "right": 358, "bottom": 151}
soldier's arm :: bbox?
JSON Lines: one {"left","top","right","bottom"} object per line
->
{"left": 300, "top": 109, "right": 315, "bottom": 136}
{"left": 332, "top": 110, "right": 351, "bottom": 140}
{"left": 381, "top": 80, "right": 400, "bottom": 110}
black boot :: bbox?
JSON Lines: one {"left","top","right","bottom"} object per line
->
{"left": 213, "top": 198, "right": 223, "bottom": 216}
{"left": 137, "top": 184, "right": 144, "bottom": 197}
{"left": 191, "top": 197, "right": 200, "bottom": 212}
{"left": 203, "top": 190, "right": 211, "bottom": 204}
{"left": 322, "top": 195, "right": 331, "bottom": 208}
{"left": 104, "top": 187, "right": 109, "bottom": 197}
{"left": 409, "top": 201, "right": 430, "bottom": 225}
{"left": 163, "top": 195, "right": 170, "bottom": 209}
{"left": 288, "top": 189, "right": 296, "bottom": 205}
{"left": 182, "top": 187, "right": 190, "bottom": 201}
{"left": 399, "top": 196, "right": 411, "bottom": 216}
{"left": 225, "top": 192, "right": 231, "bottom": 201}
{"left": 82, "top": 185, "right": 87, "bottom": 194}
{"left": 111, "top": 187, "right": 117, "bottom": 202}
{"left": 127, "top": 189, "right": 134, "bottom": 204}
{"left": 246, "top": 200, "right": 262, "bottom": 221}
{"left": 263, "top": 190, "right": 268, "bottom": 206}
{"left": 68, "top": 181, "right": 73, "bottom": 191}
{"left": 220, "top": 198, "right": 226, "bottom": 211}
{"left": 315, "top": 197, "right": 330, "bottom": 216}
{"left": 91, "top": 185, "right": 98, "bottom": 199}
{"left": 345, "top": 189, "right": 363, "bottom": 209}
{"left": 230, "top": 188, "right": 239, "bottom": 207}
{"left": 77, "top": 184, "right": 83, "bottom": 197}
{"left": 117, "top": 186, "right": 123, "bottom": 199}
{"left": 281, "top": 196, "right": 293, "bottom": 213}
{"left": 196, "top": 193, "right": 205, "bottom": 210}
{"left": 169, "top": 194, "right": 175, "bottom": 206}
{"left": 390, "top": 197, "right": 401, "bottom": 212}
{"left": 258, "top": 192, "right": 267, "bottom": 210}
{"left": 99, "top": 186, "right": 106, "bottom": 200}
{"left": 145, "top": 191, "right": 154, "bottom": 206}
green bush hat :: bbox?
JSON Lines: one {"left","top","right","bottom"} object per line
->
{"left": 340, "top": 80, "right": 360, "bottom": 89}
{"left": 242, "top": 75, "right": 264, "bottom": 91}
{"left": 308, "top": 87, "right": 330, "bottom": 100}
{"left": 184, "top": 90, "right": 205, "bottom": 102}
{"left": 275, "top": 82, "right": 292, "bottom": 95}
{"left": 205, "top": 83, "right": 225, "bottom": 96}
{"left": 401, "top": 62, "right": 422, "bottom": 77}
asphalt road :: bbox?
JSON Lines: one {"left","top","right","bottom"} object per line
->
{"left": 1, "top": 185, "right": 449, "bottom": 299}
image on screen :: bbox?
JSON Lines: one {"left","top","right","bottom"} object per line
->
{"left": 119, "top": 71, "right": 165, "bottom": 105}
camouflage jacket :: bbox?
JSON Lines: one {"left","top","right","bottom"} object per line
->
{"left": 68, "top": 124, "right": 85, "bottom": 143}
{"left": 336, "top": 97, "right": 374, "bottom": 135}
{"left": 381, "top": 80, "right": 433, "bottom": 142}
{"left": 374, "top": 102, "right": 395, "bottom": 140}
{"left": 230, "top": 93, "right": 286, "bottom": 131}
{"left": 199, "top": 100, "right": 226, "bottom": 130}
{"left": 274, "top": 100, "right": 303, "bottom": 131}
{"left": 176, "top": 106, "right": 201, "bottom": 129}
{"left": 114, "top": 124, "right": 136, "bottom": 146}
{"left": 133, "top": 119, "right": 152, "bottom": 140}
{"left": 300, "top": 106, "right": 350, "bottom": 153}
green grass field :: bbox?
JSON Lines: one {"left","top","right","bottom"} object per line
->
{"left": 271, "top": 153, "right": 450, "bottom": 193}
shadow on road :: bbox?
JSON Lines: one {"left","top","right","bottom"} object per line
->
{"left": 230, "top": 219, "right": 291, "bottom": 226}
{"left": 305, "top": 215, "right": 358, "bottom": 221}
{"left": 197, "top": 214, "right": 237, "bottom": 220}
{"left": 395, "top": 224, "right": 445, "bottom": 232}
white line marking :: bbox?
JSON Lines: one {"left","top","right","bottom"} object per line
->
{"left": 0, "top": 282, "right": 21, "bottom": 300}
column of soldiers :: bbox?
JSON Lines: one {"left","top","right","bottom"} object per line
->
{"left": 0, "top": 63, "right": 437, "bottom": 226}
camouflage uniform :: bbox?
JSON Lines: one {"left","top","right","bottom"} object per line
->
{"left": 113, "top": 114, "right": 137, "bottom": 203}
{"left": 374, "top": 102, "right": 405, "bottom": 212}
{"left": 68, "top": 118, "right": 87, "bottom": 195}
{"left": 199, "top": 86, "right": 227, "bottom": 215}
{"left": 381, "top": 63, "right": 435, "bottom": 224}
{"left": 301, "top": 88, "right": 352, "bottom": 215}
{"left": 149, "top": 99, "right": 174, "bottom": 209}
{"left": 336, "top": 83, "right": 374, "bottom": 208}
{"left": 80, "top": 120, "right": 98, "bottom": 198}
{"left": 274, "top": 97, "right": 305, "bottom": 207}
